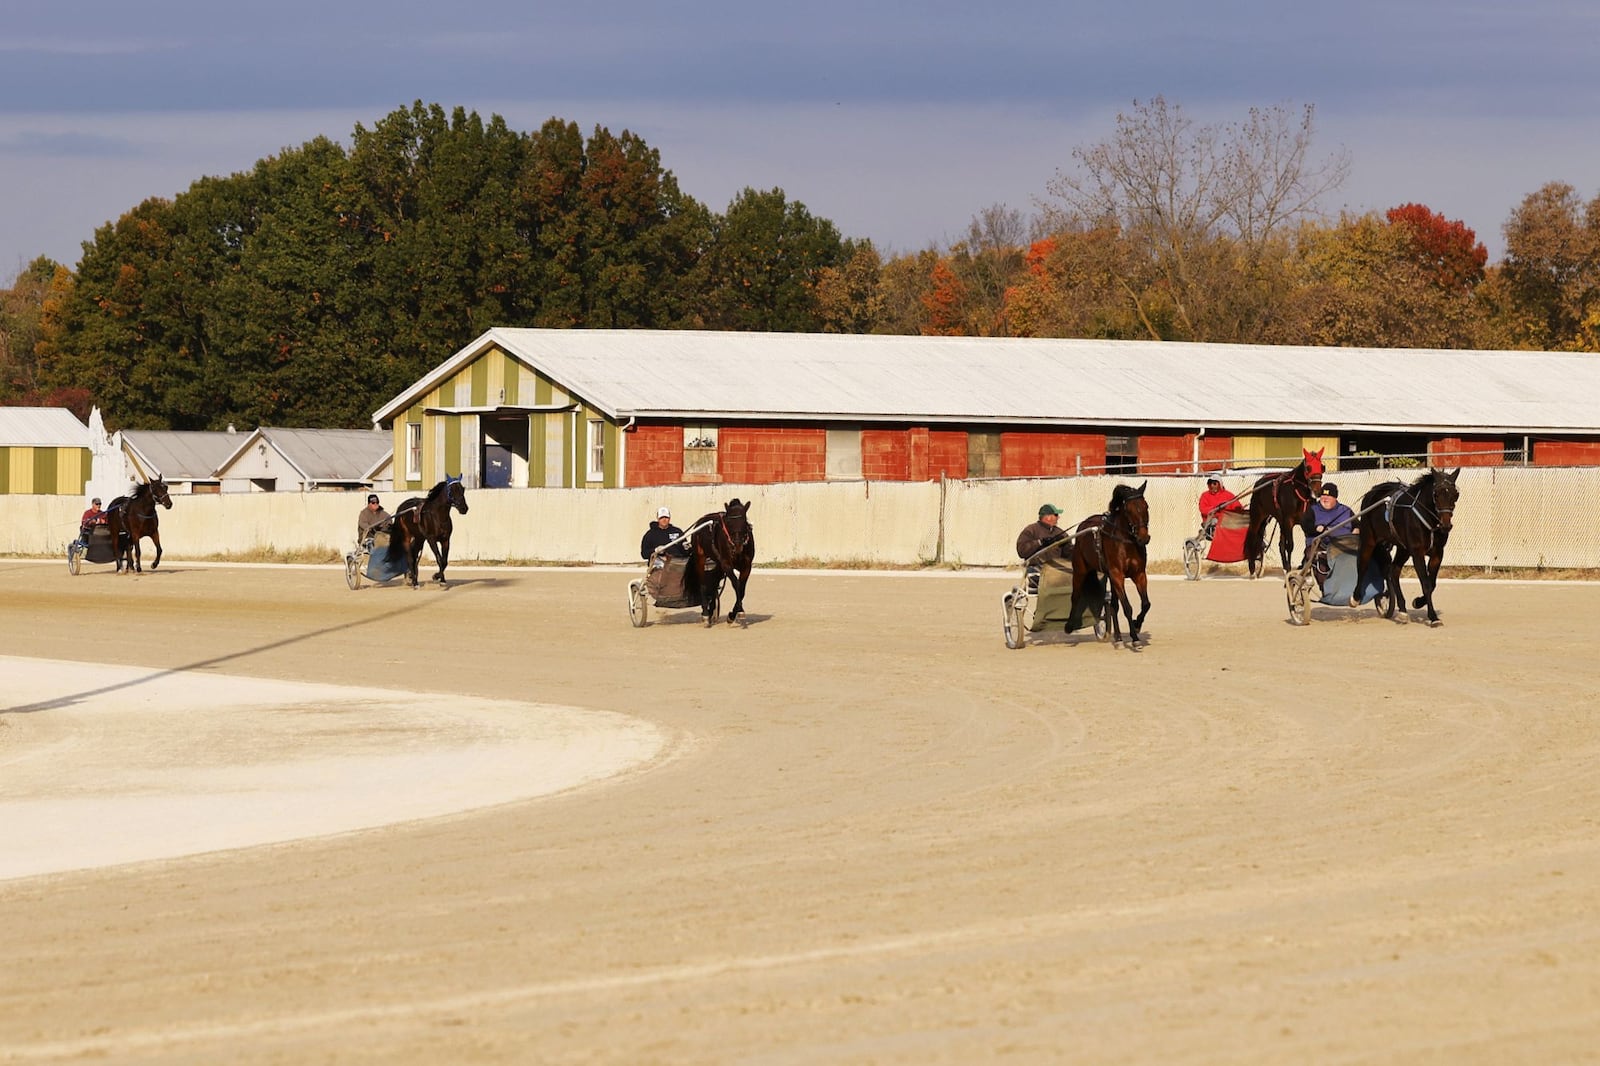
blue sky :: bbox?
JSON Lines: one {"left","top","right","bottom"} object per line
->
{"left": 4, "top": 1, "right": 1599, "bottom": 280}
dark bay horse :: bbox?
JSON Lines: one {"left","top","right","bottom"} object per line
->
{"left": 106, "top": 477, "right": 173, "bottom": 573}
{"left": 385, "top": 476, "right": 469, "bottom": 587}
{"left": 1244, "top": 447, "right": 1325, "bottom": 577}
{"left": 1356, "top": 468, "right": 1460, "bottom": 625}
{"left": 1070, "top": 481, "right": 1151, "bottom": 647}
{"left": 687, "top": 498, "right": 755, "bottom": 626}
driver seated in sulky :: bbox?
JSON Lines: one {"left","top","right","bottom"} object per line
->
{"left": 356, "top": 493, "right": 392, "bottom": 546}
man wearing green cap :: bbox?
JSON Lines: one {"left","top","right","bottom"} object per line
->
{"left": 1017, "top": 503, "right": 1068, "bottom": 560}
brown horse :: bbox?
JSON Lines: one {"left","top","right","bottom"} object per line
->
{"left": 1356, "top": 468, "right": 1460, "bottom": 625}
{"left": 106, "top": 477, "right": 173, "bottom": 573}
{"left": 385, "top": 476, "right": 469, "bottom": 587}
{"left": 1244, "top": 448, "right": 1325, "bottom": 577}
{"left": 1070, "top": 481, "right": 1151, "bottom": 647}
{"left": 687, "top": 498, "right": 755, "bottom": 626}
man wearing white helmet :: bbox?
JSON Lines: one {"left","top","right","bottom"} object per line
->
{"left": 640, "top": 505, "right": 687, "bottom": 561}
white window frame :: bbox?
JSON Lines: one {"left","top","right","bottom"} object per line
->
{"left": 587, "top": 418, "right": 605, "bottom": 482}
{"left": 684, "top": 424, "right": 719, "bottom": 449}
{"left": 405, "top": 423, "right": 423, "bottom": 480}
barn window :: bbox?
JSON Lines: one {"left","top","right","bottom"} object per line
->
{"left": 405, "top": 423, "right": 422, "bottom": 480}
{"left": 587, "top": 419, "right": 605, "bottom": 482}
{"left": 684, "top": 424, "right": 718, "bottom": 449}
{"left": 1104, "top": 433, "right": 1137, "bottom": 475}
{"left": 683, "top": 423, "right": 718, "bottom": 477}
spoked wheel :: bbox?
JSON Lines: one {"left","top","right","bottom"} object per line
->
{"left": 66, "top": 542, "right": 83, "bottom": 575}
{"left": 1002, "top": 588, "right": 1028, "bottom": 649}
{"left": 344, "top": 553, "right": 363, "bottom": 591}
{"left": 1182, "top": 539, "right": 1201, "bottom": 581}
{"left": 1372, "top": 589, "right": 1391, "bottom": 619}
{"left": 1285, "top": 572, "right": 1312, "bottom": 625}
{"left": 1094, "top": 612, "right": 1112, "bottom": 643}
{"left": 628, "top": 580, "right": 649, "bottom": 628}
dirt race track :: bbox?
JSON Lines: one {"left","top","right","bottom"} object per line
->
{"left": 3, "top": 559, "right": 1600, "bottom": 1064}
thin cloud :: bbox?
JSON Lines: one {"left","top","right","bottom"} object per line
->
{"left": 0, "top": 130, "right": 143, "bottom": 159}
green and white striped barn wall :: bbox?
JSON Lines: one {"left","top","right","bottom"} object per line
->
{"left": 387, "top": 345, "right": 619, "bottom": 493}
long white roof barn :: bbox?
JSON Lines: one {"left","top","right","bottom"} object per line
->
{"left": 375, "top": 329, "right": 1600, "bottom": 436}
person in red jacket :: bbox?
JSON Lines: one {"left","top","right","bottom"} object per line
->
{"left": 75, "top": 497, "right": 107, "bottom": 547}
{"left": 1197, "top": 477, "right": 1244, "bottom": 538}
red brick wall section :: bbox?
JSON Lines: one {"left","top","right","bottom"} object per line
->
{"left": 861, "top": 429, "right": 911, "bottom": 480}
{"left": 929, "top": 431, "right": 968, "bottom": 479}
{"left": 1200, "top": 436, "right": 1233, "bottom": 470}
{"left": 1135, "top": 433, "right": 1195, "bottom": 474}
{"left": 719, "top": 426, "right": 828, "bottom": 483}
{"left": 1532, "top": 440, "right": 1600, "bottom": 466}
{"left": 1000, "top": 431, "right": 1106, "bottom": 477}
{"left": 624, "top": 425, "right": 683, "bottom": 487}
{"left": 1430, "top": 437, "right": 1505, "bottom": 467}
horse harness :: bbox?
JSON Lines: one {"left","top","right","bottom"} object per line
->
{"left": 1090, "top": 506, "right": 1145, "bottom": 610}
{"left": 1382, "top": 482, "right": 1451, "bottom": 533}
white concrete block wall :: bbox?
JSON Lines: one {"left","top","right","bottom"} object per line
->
{"left": 5, "top": 467, "right": 1598, "bottom": 569}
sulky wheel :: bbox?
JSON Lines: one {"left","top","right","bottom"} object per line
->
{"left": 344, "top": 553, "right": 362, "bottom": 591}
{"left": 1002, "top": 589, "right": 1027, "bottom": 649}
{"left": 66, "top": 542, "right": 83, "bottom": 576}
{"left": 628, "top": 580, "right": 649, "bottom": 628}
{"left": 1285, "top": 573, "right": 1311, "bottom": 626}
{"left": 1094, "top": 612, "right": 1112, "bottom": 643}
{"left": 1182, "top": 539, "right": 1201, "bottom": 581}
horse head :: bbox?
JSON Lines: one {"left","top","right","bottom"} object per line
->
{"left": 1427, "top": 467, "right": 1461, "bottom": 531}
{"left": 150, "top": 477, "right": 173, "bottom": 509}
{"left": 445, "top": 474, "right": 469, "bottom": 514}
{"left": 1110, "top": 481, "right": 1151, "bottom": 545}
{"left": 720, "top": 498, "right": 753, "bottom": 555}
{"left": 1302, "top": 448, "right": 1325, "bottom": 494}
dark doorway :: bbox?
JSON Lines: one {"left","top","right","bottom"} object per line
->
{"left": 482, "top": 415, "right": 530, "bottom": 489}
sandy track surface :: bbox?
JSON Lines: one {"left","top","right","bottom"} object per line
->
{"left": 0, "top": 655, "right": 668, "bottom": 882}
{"left": 2, "top": 560, "right": 1599, "bottom": 1064}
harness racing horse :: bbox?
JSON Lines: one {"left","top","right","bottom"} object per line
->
{"left": 1244, "top": 447, "right": 1325, "bottom": 577}
{"left": 686, "top": 498, "right": 755, "bottom": 626}
{"left": 385, "top": 476, "right": 469, "bottom": 587}
{"left": 1356, "top": 468, "right": 1460, "bottom": 626}
{"left": 1070, "top": 481, "right": 1152, "bottom": 648}
{"left": 106, "top": 477, "right": 173, "bottom": 573}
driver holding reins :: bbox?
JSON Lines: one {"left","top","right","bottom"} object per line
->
{"left": 357, "top": 493, "right": 391, "bottom": 543}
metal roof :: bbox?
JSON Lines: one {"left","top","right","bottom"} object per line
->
{"left": 121, "top": 430, "right": 244, "bottom": 480}
{"left": 216, "top": 427, "right": 393, "bottom": 483}
{"left": 0, "top": 407, "right": 87, "bottom": 447}
{"left": 375, "top": 329, "right": 1600, "bottom": 435}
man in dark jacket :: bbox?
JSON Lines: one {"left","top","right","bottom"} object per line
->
{"left": 1016, "top": 503, "right": 1068, "bottom": 560}
{"left": 641, "top": 506, "right": 687, "bottom": 560}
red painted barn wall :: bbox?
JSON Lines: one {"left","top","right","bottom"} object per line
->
{"left": 929, "top": 431, "right": 968, "bottom": 479}
{"left": 1533, "top": 440, "right": 1600, "bottom": 466}
{"left": 861, "top": 429, "right": 911, "bottom": 480}
{"left": 720, "top": 426, "right": 827, "bottom": 483}
{"left": 1430, "top": 437, "right": 1505, "bottom": 467}
{"left": 1000, "top": 431, "right": 1105, "bottom": 477}
{"left": 624, "top": 425, "right": 683, "bottom": 487}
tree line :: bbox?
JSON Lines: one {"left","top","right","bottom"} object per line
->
{"left": 2, "top": 98, "right": 1598, "bottom": 431}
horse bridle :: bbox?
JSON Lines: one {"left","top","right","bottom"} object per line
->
{"left": 127, "top": 484, "right": 169, "bottom": 522}
{"left": 718, "top": 512, "right": 752, "bottom": 553}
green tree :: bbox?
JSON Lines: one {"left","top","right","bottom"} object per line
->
{"left": 699, "top": 187, "right": 846, "bottom": 332}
